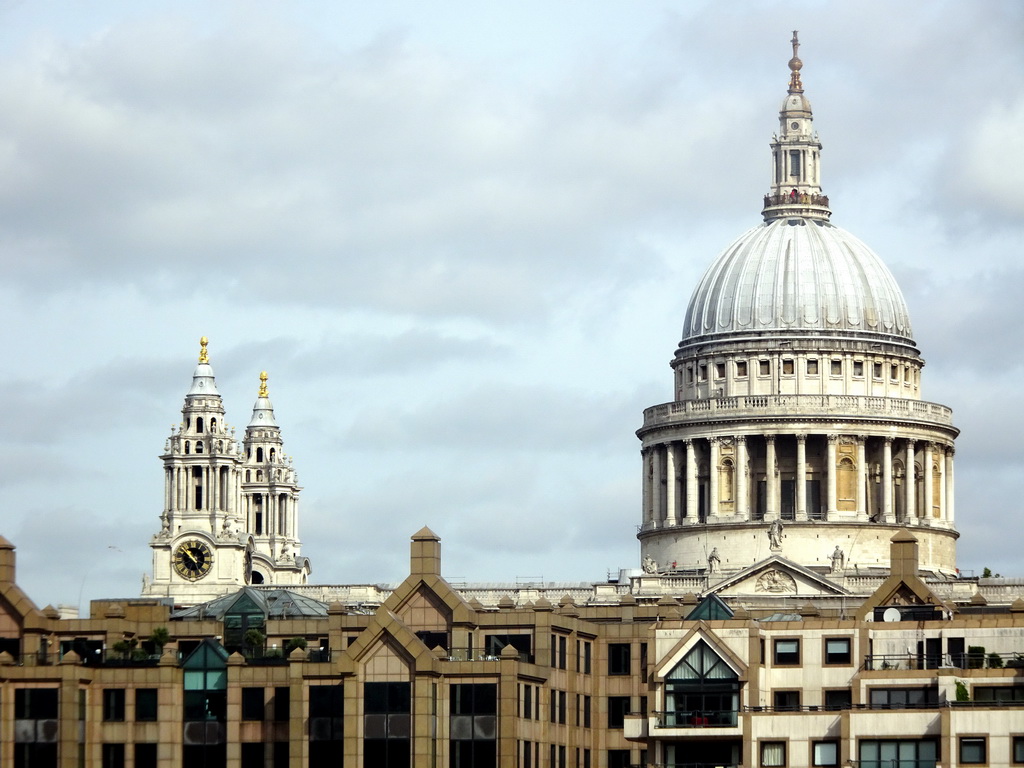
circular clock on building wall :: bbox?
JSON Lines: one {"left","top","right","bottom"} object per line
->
{"left": 173, "top": 540, "right": 213, "bottom": 580}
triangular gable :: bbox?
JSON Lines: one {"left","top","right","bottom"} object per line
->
{"left": 336, "top": 608, "right": 441, "bottom": 676}
{"left": 855, "top": 530, "right": 952, "bottom": 620}
{"left": 382, "top": 574, "right": 475, "bottom": 625}
{"left": 709, "top": 555, "right": 850, "bottom": 598}
{"left": 688, "top": 593, "right": 734, "bottom": 621}
{"left": 653, "top": 624, "right": 748, "bottom": 684}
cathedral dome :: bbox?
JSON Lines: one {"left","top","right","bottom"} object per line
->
{"left": 678, "top": 216, "right": 915, "bottom": 354}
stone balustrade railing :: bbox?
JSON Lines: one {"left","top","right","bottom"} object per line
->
{"left": 642, "top": 395, "right": 953, "bottom": 429}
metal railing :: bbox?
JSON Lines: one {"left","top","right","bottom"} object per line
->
{"left": 655, "top": 710, "right": 738, "bottom": 728}
{"left": 863, "top": 652, "right": 1024, "bottom": 671}
{"left": 445, "top": 647, "right": 533, "bottom": 663}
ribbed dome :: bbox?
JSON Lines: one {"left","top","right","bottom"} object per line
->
{"left": 680, "top": 217, "right": 914, "bottom": 352}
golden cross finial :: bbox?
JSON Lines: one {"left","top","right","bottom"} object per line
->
{"left": 198, "top": 336, "right": 209, "bottom": 364}
{"left": 788, "top": 30, "right": 804, "bottom": 93}
{"left": 258, "top": 371, "right": 269, "bottom": 397}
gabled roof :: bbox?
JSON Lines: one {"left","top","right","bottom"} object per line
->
{"left": 687, "top": 593, "right": 734, "bottom": 621}
{"left": 708, "top": 555, "right": 850, "bottom": 597}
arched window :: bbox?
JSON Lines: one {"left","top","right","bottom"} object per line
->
{"left": 256, "top": 470, "right": 263, "bottom": 482}
{"left": 195, "top": 441, "right": 203, "bottom": 454}
{"left": 719, "top": 458, "right": 735, "bottom": 505}
{"left": 196, "top": 417, "right": 204, "bottom": 434}
{"left": 665, "top": 640, "right": 740, "bottom": 727}
{"left": 269, "top": 448, "right": 276, "bottom": 462}
{"left": 210, "top": 418, "right": 217, "bottom": 433}
{"left": 256, "top": 448, "right": 264, "bottom": 463}
{"left": 837, "top": 456, "right": 856, "bottom": 511}
{"left": 184, "top": 441, "right": 191, "bottom": 455}
{"left": 278, "top": 494, "right": 288, "bottom": 535}
{"left": 245, "top": 470, "right": 251, "bottom": 482}
{"left": 192, "top": 467, "right": 203, "bottom": 510}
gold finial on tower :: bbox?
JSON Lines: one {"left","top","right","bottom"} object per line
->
{"left": 258, "top": 371, "right": 269, "bottom": 398}
{"left": 198, "top": 336, "right": 209, "bottom": 364}
{"left": 788, "top": 30, "right": 804, "bottom": 93}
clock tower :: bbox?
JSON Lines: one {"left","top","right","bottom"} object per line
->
{"left": 143, "top": 338, "right": 310, "bottom": 606}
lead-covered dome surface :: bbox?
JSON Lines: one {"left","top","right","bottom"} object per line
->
{"left": 680, "top": 217, "right": 914, "bottom": 351}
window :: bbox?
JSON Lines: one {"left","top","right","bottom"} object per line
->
{"left": 242, "top": 687, "right": 264, "bottom": 720}
{"left": 823, "top": 689, "right": 852, "bottom": 711}
{"left": 664, "top": 640, "right": 740, "bottom": 727}
{"left": 782, "top": 359, "right": 794, "bottom": 375}
{"left": 789, "top": 150, "right": 801, "bottom": 177}
{"left": 830, "top": 359, "right": 842, "bottom": 376}
{"left": 715, "top": 363, "right": 725, "bottom": 379}
{"left": 1013, "top": 736, "right": 1024, "bottom": 763}
{"left": 975, "top": 686, "right": 1024, "bottom": 702}
{"left": 102, "top": 688, "right": 125, "bottom": 721}
{"left": 687, "top": 367, "right": 694, "bottom": 384}
{"left": 102, "top": 743, "right": 125, "bottom": 768}
{"left": 608, "top": 696, "right": 630, "bottom": 728}
{"left": 859, "top": 740, "right": 937, "bottom": 768}
{"left": 364, "top": 682, "right": 411, "bottom": 768}
{"left": 274, "top": 687, "right": 289, "bottom": 722}
{"left": 890, "top": 363, "right": 899, "bottom": 381}
{"left": 608, "top": 750, "right": 631, "bottom": 768}
{"left": 853, "top": 360, "right": 864, "bottom": 377}
{"left": 812, "top": 741, "right": 838, "bottom": 767}
{"left": 309, "top": 683, "right": 344, "bottom": 768}
{"left": 582, "top": 641, "right": 591, "bottom": 674}
{"left": 135, "top": 689, "right": 158, "bottom": 721}
{"left": 824, "top": 638, "right": 851, "bottom": 665}
{"left": 759, "top": 359, "right": 770, "bottom": 376}
{"left": 583, "top": 695, "right": 591, "bottom": 728}
{"left": 134, "top": 743, "right": 158, "bottom": 768}
{"left": 761, "top": 741, "right": 786, "bottom": 767}
{"left": 451, "top": 684, "right": 497, "bottom": 768}
{"left": 773, "top": 690, "right": 800, "bottom": 711}
{"left": 873, "top": 362, "right": 882, "bottom": 379}
{"left": 960, "top": 738, "right": 986, "bottom": 765}
{"left": 522, "top": 685, "right": 532, "bottom": 719}
{"left": 699, "top": 364, "right": 707, "bottom": 381}
{"left": 868, "top": 687, "right": 938, "bottom": 709}
{"left": 773, "top": 639, "right": 800, "bottom": 665}
{"left": 736, "top": 361, "right": 748, "bottom": 377}
{"left": 608, "top": 643, "right": 631, "bottom": 675}
{"left": 485, "top": 634, "right": 531, "bottom": 661}
{"left": 807, "top": 358, "right": 818, "bottom": 375}
{"left": 241, "top": 743, "right": 264, "bottom": 768}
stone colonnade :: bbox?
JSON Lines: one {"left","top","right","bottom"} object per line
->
{"left": 642, "top": 433, "right": 954, "bottom": 529}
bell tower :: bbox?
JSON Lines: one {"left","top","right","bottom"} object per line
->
{"left": 240, "top": 371, "right": 308, "bottom": 586}
{"left": 143, "top": 339, "right": 310, "bottom": 605}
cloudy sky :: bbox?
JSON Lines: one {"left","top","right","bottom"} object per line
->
{"left": 0, "top": 1, "right": 1021, "bottom": 611}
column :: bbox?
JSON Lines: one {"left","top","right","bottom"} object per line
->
{"left": 652, "top": 446, "right": 664, "bottom": 527}
{"left": 937, "top": 446, "right": 946, "bottom": 521}
{"left": 923, "top": 442, "right": 934, "bottom": 522}
{"left": 685, "top": 440, "right": 697, "bottom": 524}
{"left": 905, "top": 440, "right": 916, "bottom": 524}
{"left": 665, "top": 442, "right": 679, "bottom": 526}
{"left": 945, "top": 447, "right": 955, "bottom": 525}
{"left": 882, "top": 437, "right": 894, "bottom": 523}
{"left": 856, "top": 436, "right": 868, "bottom": 521}
{"left": 827, "top": 435, "right": 838, "bottom": 518}
{"left": 641, "top": 449, "right": 652, "bottom": 528}
{"left": 765, "top": 435, "right": 778, "bottom": 520}
{"left": 709, "top": 438, "right": 720, "bottom": 520}
{"left": 796, "top": 434, "right": 807, "bottom": 521}
{"left": 737, "top": 436, "right": 749, "bottom": 520}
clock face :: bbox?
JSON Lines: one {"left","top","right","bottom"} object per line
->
{"left": 174, "top": 540, "right": 213, "bottom": 580}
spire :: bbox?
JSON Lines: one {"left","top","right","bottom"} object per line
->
{"left": 788, "top": 30, "right": 803, "bottom": 93}
{"left": 762, "top": 33, "right": 830, "bottom": 222}
{"left": 187, "top": 336, "right": 221, "bottom": 397}
{"left": 248, "top": 371, "right": 278, "bottom": 427}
